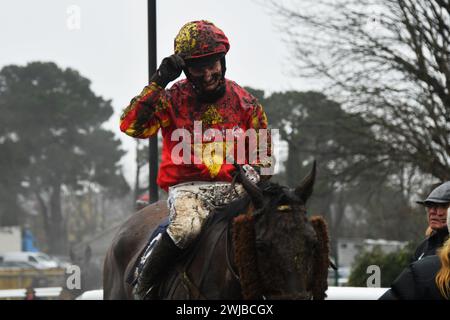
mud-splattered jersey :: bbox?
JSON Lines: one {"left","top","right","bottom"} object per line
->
{"left": 120, "top": 79, "right": 270, "bottom": 191}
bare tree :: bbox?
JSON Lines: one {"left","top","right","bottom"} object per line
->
{"left": 265, "top": 0, "right": 450, "bottom": 181}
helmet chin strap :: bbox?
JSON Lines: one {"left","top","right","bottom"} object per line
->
{"left": 184, "top": 56, "right": 227, "bottom": 103}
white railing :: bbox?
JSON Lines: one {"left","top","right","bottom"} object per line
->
{"left": 74, "top": 287, "right": 389, "bottom": 300}
{"left": 325, "top": 286, "right": 388, "bottom": 300}
{"left": 0, "top": 286, "right": 388, "bottom": 300}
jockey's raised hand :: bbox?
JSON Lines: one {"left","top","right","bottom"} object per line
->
{"left": 151, "top": 54, "right": 185, "bottom": 88}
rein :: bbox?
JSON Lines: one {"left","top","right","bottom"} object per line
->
{"left": 225, "top": 220, "right": 240, "bottom": 281}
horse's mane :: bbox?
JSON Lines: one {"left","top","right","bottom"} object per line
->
{"left": 232, "top": 213, "right": 261, "bottom": 299}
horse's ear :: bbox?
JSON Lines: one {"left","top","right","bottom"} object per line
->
{"left": 295, "top": 160, "right": 316, "bottom": 204}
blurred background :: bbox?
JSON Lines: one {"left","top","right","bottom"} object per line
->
{"left": 0, "top": 0, "right": 449, "bottom": 298}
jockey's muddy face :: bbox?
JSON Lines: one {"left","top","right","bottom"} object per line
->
{"left": 187, "top": 59, "right": 223, "bottom": 93}
{"left": 425, "top": 203, "right": 449, "bottom": 230}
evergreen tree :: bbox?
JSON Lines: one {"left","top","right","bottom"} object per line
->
{"left": 0, "top": 62, "right": 129, "bottom": 253}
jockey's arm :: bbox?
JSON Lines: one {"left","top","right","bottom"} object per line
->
{"left": 248, "top": 103, "right": 273, "bottom": 181}
{"left": 120, "top": 82, "right": 172, "bottom": 139}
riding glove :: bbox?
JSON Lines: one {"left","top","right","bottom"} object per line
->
{"left": 151, "top": 54, "right": 185, "bottom": 88}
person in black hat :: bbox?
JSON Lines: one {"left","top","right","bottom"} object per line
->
{"left": 412, "top": 181, "right": 450, "bottom": 261}
{"left": 379, "top": 207, "right": 450, "bottom": 300}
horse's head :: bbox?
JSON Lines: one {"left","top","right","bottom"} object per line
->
{"left": 234, "top": 162, "right": 319, "bottom": 299}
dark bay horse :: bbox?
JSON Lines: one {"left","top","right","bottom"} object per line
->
{"left": 103, "top": 163, "right": 330, "bottom": 299}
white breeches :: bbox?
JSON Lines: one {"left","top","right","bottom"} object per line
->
{"left": 166, "top": 181, "right": 246, "bottom": 249}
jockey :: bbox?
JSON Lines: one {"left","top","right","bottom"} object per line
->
{"left": 120, "top": 20, "right": 272, "bottom": 299}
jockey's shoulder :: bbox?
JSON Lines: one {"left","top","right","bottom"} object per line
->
{"left": 225, "top": 79, "right": 256, "bottom": 96}
{"left": 224, "top": 80, "right": 264, "bottom": 111}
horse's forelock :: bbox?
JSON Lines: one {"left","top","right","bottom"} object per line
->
{"left": 258, "top": 182, "right": 306, "bottom": 212}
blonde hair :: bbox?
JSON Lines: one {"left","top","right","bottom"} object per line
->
{"left": 436, "top": 238, "right": 450, "bottom": 299}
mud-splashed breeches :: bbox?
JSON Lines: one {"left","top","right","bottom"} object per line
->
{"left": 166, "top": 182, "right": 246, "bottom": 249}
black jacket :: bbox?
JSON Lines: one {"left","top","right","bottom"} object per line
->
{"left": 413, "top": 228, "right": 449, "bottom": 262}
{"left": 379, "top": 255, "right": 445, "bottom": 300}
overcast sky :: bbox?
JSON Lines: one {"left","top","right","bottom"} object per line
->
{"left": 0, "top": 0, "right": 319, "bottom": 187}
